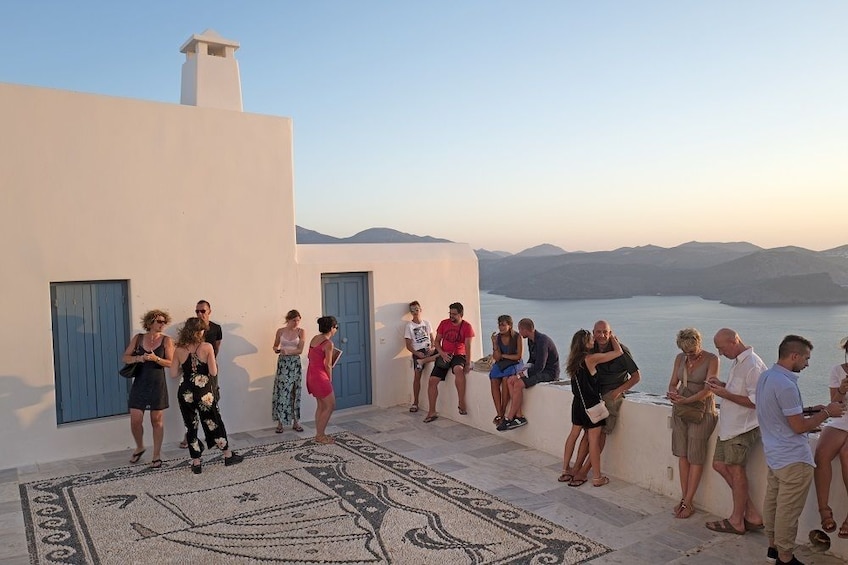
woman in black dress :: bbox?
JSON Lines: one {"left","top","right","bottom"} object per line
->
{"left": 559, "top": 329, "right": 622, "bottom": 487}
{"left": 122, "top": 309, "right": 174, "bottom": 468}
{"left": 171, "top": 317, "right": 243, "bottom": 474}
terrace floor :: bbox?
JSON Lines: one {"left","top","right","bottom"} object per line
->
{"left": 1, "top": 405, "right": 844, "bottom": 564}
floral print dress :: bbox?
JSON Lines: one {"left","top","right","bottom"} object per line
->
{"left": 178, "top": 351, "right": 230, "bottom": 459}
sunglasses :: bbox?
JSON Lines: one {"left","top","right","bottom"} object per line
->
{"left": 154, "top": 319, "right": 167, "bottom": 324}
{"left": 195, "top": 310, "right": 208, "bottom": 314}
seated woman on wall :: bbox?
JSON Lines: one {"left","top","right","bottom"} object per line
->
{"left": 813, "top": 336, "right": 848, "bottom": 538}
{"left": 488, "top": 315, "right": 524, "bottom": 428}
{"left": 667, "top": 328, "right": 719, "bottom": 519}
{"left": 560, "top": 329, "right": 622, "bottom": 488}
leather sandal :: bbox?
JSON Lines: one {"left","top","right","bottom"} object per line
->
{"left": 819, "top": 506, "right": 837, "bottom": 533}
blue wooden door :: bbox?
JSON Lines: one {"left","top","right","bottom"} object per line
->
{"left": 51, "top": 281, "right": 131, "bottom": 424}
{"left": 321, "top": 273, "right": 371, "bottom": 409}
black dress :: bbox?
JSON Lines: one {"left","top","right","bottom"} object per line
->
{"left": 177, "top": 350, "right": 230, "bottom": 459}
{"left": 571, "top": 362, "right": 606, "bottom": 428}
{"left": 128, "top": 336, "right": 169, "bottom": 411}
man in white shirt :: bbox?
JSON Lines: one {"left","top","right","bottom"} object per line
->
{"left": 403, "top": 301, "right": 436, "bottom": 413}
{"left": 705, "top": 328, "right": 767, "bottom": 535}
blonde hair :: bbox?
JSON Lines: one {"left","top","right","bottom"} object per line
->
{"left": 676, "top": 328, "right": 702, "bottom": 352}
{"left": 140, "top": 309, "right": 171, "bottom": 331}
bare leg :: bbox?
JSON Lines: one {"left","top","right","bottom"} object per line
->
{"left": 426, "top": 376, "right": 440, "bottom": 418}
{"left": 507, "top": 378, "right": 524, "bottom": 420}
{"left": 561, "top": 425, "right": 583, "bottom": 477}
{"left": 454, "top": 366, "right": 467, "bottom": 412}
{"left": 412, "top": 367, "right": 422, "bottom": 406}
{"left": 588, "top": 427, "right": 603, "bottom": 481}
{"left": 501, "top": 379, "right": 511, "bottom": 418}
{"left": 149, "top": 410, "right": 164, "bottom": 461}
{"left": 315, "top": 394, "right": 336, "bottom": 438}
{"left": 130, "top": 408, "right": 145, "bottom": 452}
{"left": 814, "top": 427, "right": 846, "bottom": 524}
{"left": 490, "top": 379, "right": 503, "bottom": 420}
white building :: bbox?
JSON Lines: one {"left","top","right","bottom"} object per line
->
{"left": 0, "top": 30, "right": 481, "bottom": 469}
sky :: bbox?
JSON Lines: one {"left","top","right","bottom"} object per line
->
{"left": 2, "top": 1, "right": 846, "bottom": 253}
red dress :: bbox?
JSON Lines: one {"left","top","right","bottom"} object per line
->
{"left": 306, "top": 339, "right": 334, "bottom": 399}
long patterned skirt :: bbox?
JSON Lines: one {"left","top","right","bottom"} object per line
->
{"left": 272, "top": 355, "right": 302, "bottom": 425}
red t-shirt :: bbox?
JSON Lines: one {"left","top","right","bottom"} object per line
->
{"left": 436, "top": 319, "right": 475, "bottom": 356}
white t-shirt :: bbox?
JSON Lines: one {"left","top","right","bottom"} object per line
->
{"left": 404, "top": 320, "right": 433, "bottom": 352}
{"left": 825, "top": 364, "right": 848, "bottom": 432}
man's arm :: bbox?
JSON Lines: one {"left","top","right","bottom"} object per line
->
{"left": 463, "top": 337, "right": 473, "bottom": 373}
{"left": 527, "top": 336, "right": 549, "bottom": 377}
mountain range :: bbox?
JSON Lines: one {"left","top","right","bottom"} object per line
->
{"left": 296, "top": 226, "right": 848, "bottom": 305}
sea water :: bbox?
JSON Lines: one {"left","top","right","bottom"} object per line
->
{"left": 480, "top": 292, "right": 848, "bottom": 406}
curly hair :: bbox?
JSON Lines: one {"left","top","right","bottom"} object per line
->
{"left": 140, "top": 309, "right": 171, "bottom": 331}
{"left": 176, "top": 317, "right": 209, "bottom": 348}
{"left": 566, "top": 329, "right": 592, "bottom": 378}
{"left": 675, "top": 328, "right": 702, "bottom": 352}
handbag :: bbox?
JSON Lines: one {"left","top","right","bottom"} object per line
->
{"left": 473, "top": 355, "right": 494, "bottom": 372}
{"left": 434, "top": 355, "right": 452, "bottom": 371}
{"left": 672, "top": 365, "right": 706, "bottom": 424}
{"left": 574, "top": 367, "right": 609, "bottom": 424}
{"left": 495, "top": 358, "right": 518, "bottom": 371}
{"left": 119, "top": 363, "right": 140, "bottom": 379}
{"left": 119, "top": 334, "right": 144, "bottom": 379}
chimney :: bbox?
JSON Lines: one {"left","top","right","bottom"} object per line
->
{"left": 179, "top": 29, "right": 242, "bottom": 111}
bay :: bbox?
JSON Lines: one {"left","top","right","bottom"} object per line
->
{"left": 480, "top": 292, "right": 848, "bottom": 406}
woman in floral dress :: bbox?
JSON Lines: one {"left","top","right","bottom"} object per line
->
{"left": 171, "top": 317, "right": 243, "bottom": 474}
{"left": 272, "top": 309, "right": 305, "bottom": 433}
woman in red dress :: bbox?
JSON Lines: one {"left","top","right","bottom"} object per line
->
{"left": 307, "top": 316, "right": 338, "bottom": 444}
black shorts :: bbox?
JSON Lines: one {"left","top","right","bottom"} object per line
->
{"left": 430, "top": 355, "right": 467, "bottom": 380}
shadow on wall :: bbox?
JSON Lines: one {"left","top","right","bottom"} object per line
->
{"left": 0, "top": 375, "right": 54, "bottom": 433}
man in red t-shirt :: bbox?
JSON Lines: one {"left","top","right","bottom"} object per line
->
{"left": 423, "top": 302, "right": 475, "bottom": 423}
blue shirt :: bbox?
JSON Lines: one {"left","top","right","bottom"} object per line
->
{"left": 755, "top": 363, "right": 813, "bottom": 470}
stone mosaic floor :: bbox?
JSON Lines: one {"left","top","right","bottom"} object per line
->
{"left": 1, "top": 405, "right": 844, "bottom": 564}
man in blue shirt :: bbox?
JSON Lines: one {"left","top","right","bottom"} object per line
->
{"left": 756, "top": 335, "right": 844, "bottom": 565}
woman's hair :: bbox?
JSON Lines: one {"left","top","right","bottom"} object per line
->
{"left": 140, "top": 309, "right": 171, "bottom": 331}
{"left": 317, "top": 315, "right": 338, "bottom": 334}
{"left": 566, "top": 329, "right": 592, "bottom": 377}
{"left": 676, "top": 328, "right": 702, "bottom": 352}
{"left": 176, "top": 317, "right": 209, "bottom": 348}
{"left": 497, "top": 314, "right": 513, "bottom": 329}
{"left": 285, "top": 309, "right": 301, "bottom": 321}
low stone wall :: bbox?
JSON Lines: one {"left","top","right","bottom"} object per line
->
{"left": 423, "top": 369, "right": 848, "bottom": 558}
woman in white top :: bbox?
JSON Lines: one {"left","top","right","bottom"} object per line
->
{"left": 813, "top": 337, "right": 848, "bottom": 538}
{"left": 272, "top": 309, "right": 306, "bottom": 433}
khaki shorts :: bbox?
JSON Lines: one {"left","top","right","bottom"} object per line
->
{"left": 713, "top": 427, "right": 760, "bottom": 466}
{"left": 601, "top": 392, "right": 625, "bottom": 434}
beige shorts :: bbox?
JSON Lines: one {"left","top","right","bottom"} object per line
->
{"left": 601, "top": 392, "right": 625, "bottom": 434}
{"left": 713, "top": 427, "right": 760, "bottom": 466}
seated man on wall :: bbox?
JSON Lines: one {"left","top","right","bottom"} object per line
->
{"left": 498, "top": 318, "right": 559, "bottom": 431}
{"left": 423, "top": 302, "right": 475, "bottom": 423}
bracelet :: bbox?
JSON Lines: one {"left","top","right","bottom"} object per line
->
{"left": 823, "top": 408, "right": 832, "bottom": 418}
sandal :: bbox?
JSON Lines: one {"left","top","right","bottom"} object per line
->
{"left": 676, "top": 502, "right": 695, "bottom": 519}
{"left": 673, "top": 499, "right": 685, "bottom": 516}
{"left": 275, "top": 424, "right": 284, "bottom": 433}
{"left": 557, "top": 470, "right": 574, "bottom": 483}
{"left": 423, "top": 414, "right": 438, "bottom": 423}
{"left": 292, "top": 423, "right": 304, "bottom": 432}
{"left": 820, "top": 506, "right": 837, "bottom": 533}
{"left": 315, "top": 435, "right": 336, "bottom": 445}
{"left": 129, "top": 449, "right": 145, "bottom": 464}
{"left": 149, "top": 459, "right": 162, "bottom": 469}
{"left": 592, "top": 476, "right": 610, "bottom": 487}
{"left": 493, "top": 416, "right": 503, "bottom": 425}
{"left": 458, "top": 406, "right": 468, "bottom": 416}
{"left": 706, "top": 519, "right": 745, "bottom": 535}
{"left": 839, "top": 516, "right": 848, "bottom": 539}
{"left": 409, "top": 405, "right": 419, "bottom": 413}
{"left": 567, "top": 477, "right": 587, "bottom": 487}
{"left": 744, "top": 519, "right": 764, "bottom": 531}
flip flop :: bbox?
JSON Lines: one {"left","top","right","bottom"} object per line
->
{"left": 292, "top": 423, "right": 304, "bottom": 432}
{"left": 839, "top": 517, "right": 848, "bottom": 539}
{"left": 129, "top": 449, "right": 145, "bottom": 464}
{"left": 819, "top": 507, "right": 837, "bottom": 533}
{"left": 706, "top": 519, "right": 745, "bottom": 535}
{"left": 409, "top": 405, "right": 419, "bottom": 413}
{"left": 149, "top": 459, "right": 162, "bottom": 469}
{"left": 423, "top": 414, "right": 438, "bottom": 423}
{"left": 567, "top": 478, "right": 587, "bottom": 487}
{"left": 676, "top": 502, "right": 695, "bottom": 519}
{"left": 557, "top": 471, "right": 573, "bottom": 483}
{"left": 275, "top": 425, "right": 284, "bottom": 433}
{"left": 744, "top": 519, "right": 765, "bottom": 531}
{"left": 592, "top": 476, "right": 610, "bottom": 487}
{"left": 457, "top": 407, "right": 468, "bottom": 415}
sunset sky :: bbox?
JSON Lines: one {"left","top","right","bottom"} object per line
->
{"left": 2, "top": 1, "right": 846, "bottom": 252}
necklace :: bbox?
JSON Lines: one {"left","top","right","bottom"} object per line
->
{"left": 685, "top": 352, "right": 703, "bottom": 368}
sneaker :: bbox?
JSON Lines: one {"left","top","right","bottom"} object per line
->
{"left": 496, "top": 419, "right": 511, "bottom": 432}
{"left": 776, "top": 556, "right": 803, "bottom": 565}
{"left": 765, "top": 546, "right": 777, "bottom": 563}
{"left": 224, "top": 452, "right": 244, "bottom": 466}
{"left": 513, "top": 416, "right": 528, "bottom": 427}
{"left": 504, "top": 417, "right": 528, "bottom": 430}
